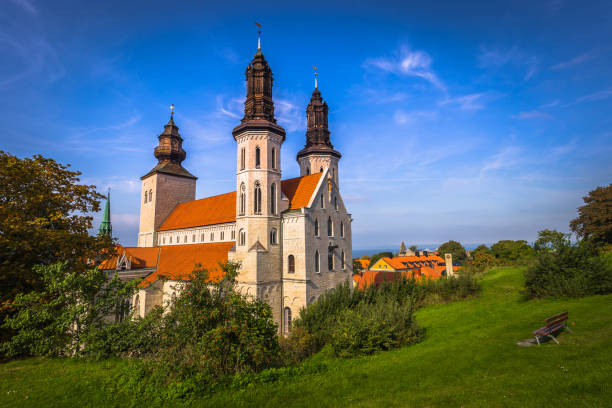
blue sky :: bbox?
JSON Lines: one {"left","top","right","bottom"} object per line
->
{"left": 1, "top": 0, "right": 611, "bottom": 250}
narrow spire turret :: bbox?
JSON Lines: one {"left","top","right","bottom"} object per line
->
{"left": 297, "top": 82, "right": 340, "bottom": 159}
{"left": 98, "top": 190, "right": 112, "bottom": 237}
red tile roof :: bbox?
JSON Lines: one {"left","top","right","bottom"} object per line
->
{"left": 99, "top": 245, "right": 160, "bottom": 270}
{"left": 158, "top": 173, "right": 323, "bottom": 231}
{"left": 140, "top": 242, "right": 235, "bottom": 287}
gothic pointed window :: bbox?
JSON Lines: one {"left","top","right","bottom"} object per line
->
{"left": 320, "top": 194, "right": 324, "bottom": 208}
{"left": 284, "top": 307, "right": 292, "bottom": 333}
{"left": 334, "top": 196, "right": 338, "bottom": 210}
{"left": 239, "top": 229, "right": 245, "bottom": 246}
{"left": 144, "top": 191, "right": 147, "bottom": 204}
{"left": 149, "top": 189, "right": 153, "bottom": 202}
{"left": 210, "top": 232, "right": 214, "bottom": 241}
{"left": 270, "top": 183, "right": 276, "bottom": 214}
{"left": 255, "top": 146, "right": 261, "bottom": 168}
{"left": 341, "top": 251, "right": 345, "bottom": 270}
{"left": 315, "top": 250, "right": 320, "bottom": 273}
{"left": 240, "top": 148, "right": 246, "bottom": 170}
{"left": 306, "top": 167, "right": 310, "bottom": 175}
{"left": 239, "top": 183, "right": 246, "bottom": 216}
{"left": 270, "top": 228, "right": 277, "bottom": 245}
{"left": 271, "top": 147, "right": 276, "bottom": 169}
{"left": 288, "top": 255, "right": 295, "bottom": 273}
{"left": 340, "top": 221, "right": 345, "bottom": 238}
{"left": 328, "top": 247, "right": 334, "bottom": 271}
{"left": 320, "top": 167, "right": 323, "bottom": 173}
{"left": 327, "top": 217, "right": 333, "bottom": 237}
{"left": 220, "top": 231, "right": 224, "bottom": 240}
{"left": 314, "top": 218, "right": 319, "bottom": 236}
{"left": 254, "top": 181, "right": 262, "bottom": 214}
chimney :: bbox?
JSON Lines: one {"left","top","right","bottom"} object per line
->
{"left": 445, "top": 253, "right": 454, "bottom": 277}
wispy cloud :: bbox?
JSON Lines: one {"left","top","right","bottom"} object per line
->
{"left": 439, "top": 93, "right": 485, "bottom": 111}
{"left": 551, "top": 50, "right": 598, "bottom": 70}
{"left": 478, "top": 46, "right": 538, "bottom": 81}
{"left": 539, "top": 100, "right": 559, "bottom": 109}
{"left": 480, "top": 146, "right": 522, "bottom": 173}
{"left": 9, "top": 0, "right": 37, "bottom": 14}
{"left": 574, "top": 87, "right": 612, "bottom": 104}
{"left": 514, "top": 110, "right": 553, "bottom": 120}
{"left": 275, "top": 96, "right": 306, "bottom": 133}
{"left": 364, "top": 45, "right": 445, "bottom": 90}
{"left": 393, "top": 109, "right": 438, "bottom": 125}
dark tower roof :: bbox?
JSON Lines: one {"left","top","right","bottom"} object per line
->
{"left": 233, "top": 44, "right": 285, "bottom": 140}
{"left": 98, "top": 190, "right": 112, "bottom": 237}
{"left": 297, "top": 86, "right": 341, "bottom": 160}
{"left": 142, "top": 110, "right": 196, "bottom": 180}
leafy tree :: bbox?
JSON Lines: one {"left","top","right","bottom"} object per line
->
{"left": 469, "top": 245, "right": 496, "bottom": 271}
{"left": 1, "top": 262, "right": 137, "bottom": 357}
{"left": 368, "top": 252, "right": 393, "bottom": 268}
{"left": 534, "top": 229, "right": 570, "bottom": 252}
{"left": 409, "top": 245, "right": 418, "bottom": 252}
{"left": 353, "top": 260, "right": 363, "bottom": 275}
{"left": 490, "top": 240, "right": 534, "bottom": 264}
{"left": 570, "top": 183, "right": 612, "bottom": 246}
{"left": 437, "top": 241, "right": 467, "bottom": 264}
{"left": 0, "top": 151, "right": 113, "bottom": 340}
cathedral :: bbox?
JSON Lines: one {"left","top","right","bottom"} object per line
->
{"left": 103, "top": 41, "right": 352, "bottom": 332}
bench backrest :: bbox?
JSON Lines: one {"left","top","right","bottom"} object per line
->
{"left": 545, "top": 311, "right": 568, "bottom": 328}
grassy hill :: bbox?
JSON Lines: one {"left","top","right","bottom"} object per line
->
{"left": 1, "top": 267, "right": 611, "bottom": 407}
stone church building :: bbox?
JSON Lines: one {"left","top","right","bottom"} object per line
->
{"left": 103, "top": 42, "right": 352, "bottom": 332}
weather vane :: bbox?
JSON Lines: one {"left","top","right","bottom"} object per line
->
{"left": 255, "top": 22, "right": 262, "bottom": 49}
{"left": 170, "top": 104, "right": 175, "bottom": 118}
{"left": 313, "top": 66, "right": 318, "bottom": 88}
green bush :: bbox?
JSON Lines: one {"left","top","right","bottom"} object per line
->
{"left": 330, "top": 299, "right": 421, "bottom": 358}
{"left": 524, "top": 240, "right": 612, "bottom": 298}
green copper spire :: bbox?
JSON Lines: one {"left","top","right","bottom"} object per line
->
{"left": 98, "top": 190, "right": 112, "bottom": 237}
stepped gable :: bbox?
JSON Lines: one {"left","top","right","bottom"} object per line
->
{"left": 158, "top": 172, "right": 323, "bottom": 231}
{"left": 140, "top": 242, "right": 235, "bottom": 287}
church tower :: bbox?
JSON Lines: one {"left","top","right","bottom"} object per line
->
{"left": 297, "top": 78, "right": 341, "bottom": 186}
{"left": 230, "top": 37, "right": 285, "bottom": 322}
{"left": 138, "top": 108, "right": 196, "bottom": 247}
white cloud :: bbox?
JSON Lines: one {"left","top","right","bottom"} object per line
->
{"left": 364, "top": 46, "right": 445, "bottom": 90}
{"left": 551, "top": 50, "right": 597, "bottom": 70}
{"left": 514, "top": 110, "right": 553, "bottom": 120}
{"left": 439, "top": 93, "right": 485, "bottom": 111}
{"left": 480, "top": 146, "right": 522, "bottom": 173}
{"left": 478, "top": 47, "right": 538, "bottom": 81}
{"left": 574, "top": 88, "right": 612, "bottom": 104}
{"left": 275, "top": 98, "right": 306, "bottom": 133}
{"left": 393, "top": 109, "right": 438, "bottom": 125}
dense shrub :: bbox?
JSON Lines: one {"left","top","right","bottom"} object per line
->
{"left": 524, "top": 240, "right": 612, "bottom": 298}
{"left": 491, "top": 240, "right": 535, "bottom": 265}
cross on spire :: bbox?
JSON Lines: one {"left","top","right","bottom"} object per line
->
{"left": 313, "top": 66, "right": 318, "bottom": 89}
{"left": 255, "top": 22, "right": 262, "bottom": 50}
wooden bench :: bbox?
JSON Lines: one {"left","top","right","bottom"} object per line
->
{"left": 533, "top": 311, "right": 572, "bottom": 345}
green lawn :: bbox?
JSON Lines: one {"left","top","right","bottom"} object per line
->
{"left": 1, "top": 267, "right": 611, "bottom": 407}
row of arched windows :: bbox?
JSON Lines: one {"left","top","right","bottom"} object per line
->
{"left": 239, "top": 181, "right": 277, "bottom": 216}
{"left": 314, "top": 217, "right": 345, "bottom": 238}
{"left": 239, "top": 146, "right": 278, "bottom": 171}
{"left": 312, "top": 249, "right": 345, "bottom": 273}
{"left": 143, "top": 189, "right": 153, "bottom": 204}
{"left": 160, "top": 229, "right": 235, "bottom": 245}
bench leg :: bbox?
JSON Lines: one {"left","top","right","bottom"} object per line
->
{"left": 548, "top": 334, "right": 560, "bottom": 344}
{"left": 535, "top": 335, "right": 540, "bottom": 345}
{"left": 564, "top": 325, "right": 573, "bottom": 334}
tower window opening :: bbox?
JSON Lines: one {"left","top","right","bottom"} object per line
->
{"left": 271, "top": 183, "right": 276, "bottom": 214}
{"left": 240, "top": 147, "right": 246, "bottom": 170}
{"left": 239, "top": 229, "right": 245, "bottom": 246}
{"left": 254, "top": 181, "right": 262, "bottom": 214}
{"left": 314, "top": 218, "right": 319, "bottom": 236}
{"left": 239, "top": 183, "right": 246, "bottom": 215}
{"left": 210, "top": 232, "right": 214, "bottom": 241}
{"left": 270, "top": 228, "right": 277, "bottom": 245}
{"left": 255, "top": 146, "right": 261, "bottom": 168}
{"left": 320, "top": 167, "right": 323, "bottom": 173}
{"left": 231, "top": 230, "right": 236, "bottom": 240}
{"left": 320, "top": 194, "right": 324, "bottom": 208}
{"left": 315, "top": 250, "right": 320, "bottom": 273}
{"left": 143, "top": 191, "right": 147, "bottom": 204}
{"left": 328, "top": 248, "right": 334, "bottom": 271}
{"left": 149, "top": 190, "right": 153, "bottom": 202}
{"left": 327, "top": 217, "right": 333, "bottom": 237}
{"left": 306, "top": 167, "right": 310, "bottom": 175}
{"left": 334, "top": 196, "right": 338, "bottom": 210}
{"left": 340, "top": 221, "right": 345, "bottom": 238}
{"left": 288, "top": 255, "right": 295, "bottom": 273}
{"left": 220, "top": 231, "right": 225, "bottom": 240}
{"left": 341, "top": 251, "right": 345, "bottom": 270}
{"left": 201, "top": 233, "right": 205, "bottom": 241}
{"left": 271, "top": 147, "right": 276, "bottom": 169}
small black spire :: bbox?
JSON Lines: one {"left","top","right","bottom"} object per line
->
{"left": 297, "top": 85, "right": 341, "bottom": 160}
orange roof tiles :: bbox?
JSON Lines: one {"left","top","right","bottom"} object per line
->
{"left": 140, "top": 242, "right": 235, "bottom": 287}
{"left": 99, "top": 245, "right": 160, "bottom": 270}
{"left": 281, "top": 172, "right": 323, "bottom": 210}
{"left": 356, "top": 259, "right": 370, "bottom": 269}
{"left": 158, "top": 173, "right": 323, "bottom": 231}
{"left": 158, "top": 192, "right": 236, "bottom": 231}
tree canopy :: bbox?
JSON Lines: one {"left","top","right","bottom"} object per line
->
{"left": 490, "top": 240, "right": 534, "bottom": 264}
{"left": 0, "top": 151, "right": 113, "bottom": 340}
{"left": 570, "top": 183, "right": 612, "bottom": 246}
{"left": 437, "top": 241, "right": 467, "bottom": 264}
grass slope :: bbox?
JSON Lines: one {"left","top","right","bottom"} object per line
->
{"left": 1, "top": 267, "right": 611, "bottom": 407}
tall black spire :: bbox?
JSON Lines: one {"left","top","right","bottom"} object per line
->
{"left": 297, "top": 86, "right": 341, "bottom": 160}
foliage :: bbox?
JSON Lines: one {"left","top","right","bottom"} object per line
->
{"left": 437, "top": 240, "right": 467, "bottom": 264}
{"left": 0, "top": 151, "right": 113, "bottom": 341}
{"left": 352, "top": 260, "right": 363, "bottom": 275}
{"left": 368, "top": 251, "right": 394, "bottom": 268}
{"left": 490, "top": 240, "right": 535, "bottom": 265}
{"left": 468, "top": 245, "right": 496, "bottom": 271}
{"left": 1, "top": 263, "right": 137, "bottom": 357}
{"left": 524, "top": 239, "right": 612, "bottom": 298}
{"left": 330, "top": 299, "right": 421, "bottom": 358}
{"left": 534, "top": 229, "right": 570, "bottom": 252}
{"left": 409, "top": 245, "right": 418, "bottom": 252}
{"left": 570, "top": 183, "right": 612, "bottom": 245}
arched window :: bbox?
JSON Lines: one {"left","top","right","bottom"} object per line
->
{"left": 144, "top": 191, "right": 147, "bottom": 204}
{"left": 149, "top": 189, "right": 153, "bottom": 202}
{"left": 231, "top": 230, "right": 236, "bottom": 240}
{"left": 334, "top": 196, "right": 338, "bottom": 210}
{"left": 327, "top": 217, "right": 333, "bottom": 237}
{"left": 315, "top": 250, "right": 320, "bottom": 273}
{"left": 320, "top": 194, "right": 324, "bottom": 208}
{"left": 271, "top": 147, "right": 276, "bottom": 169}
{"left": 169, "top": 236, "right": 172, "bottom": 244}
{"left": 284, "top": 307, "right": 292, "bottom": 333}
{"left": 201, "top": 233, "right": 205, "bottom": 241}
{"left": 192, "top": 234, "right": 195, "bottom": 242}
{"left": 239, "top": 183, "right": 246, "bottom": 215}
{"left": 270, "top": 228, "right": 277, "bottom": 245}
{"left": 240, "top": 147, "right": 246, "bottom": 170}
{"left": 220, "top": 231, "right": 225, "bottom": 240}
{"left": 341, "top": 250, "right": 345, "bottom": 269}
{"left": 320, "top": 167, "right": 323, "bottom": 173}
{"left": 254, "top": 181, "right": 262, "bottom": 214}
{"left": 210, "top": 232, "right": 214, "bottom": 241}
{"left": 271, "top": 183, "right": 277, "bottom": 214}
{"left": 183, "top": 235, "right": 187, "bottom": 243}
{"left": 306, "top": 167, "right": 310, "bottom": 175}
{"left": 255, "top": 146, "right": 261, "bottom": 168}
{"left": 162, "top": 237, "right": 166, "bottom": 244}
{"left": 328, "top": 247, "right": 334, "bottom": 271}
{"left": 239, "top": 229, "right": 245, "bottom": 246}
{"left": 340, "top": 221, "right": 344, "bottom": 238}
{"left": 314, "top": 218, "right": 319, "bottom": 236}
{"left": 288, "top": 255, "right": 295, "bottom": 273}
